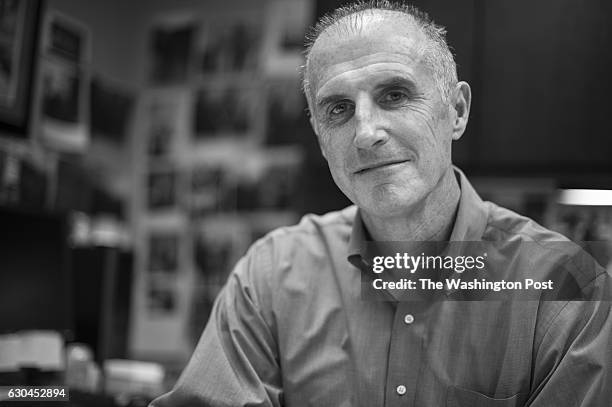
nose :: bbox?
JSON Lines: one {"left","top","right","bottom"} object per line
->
{"left": 353, "top": 94, "right": 388, "bottom": 150}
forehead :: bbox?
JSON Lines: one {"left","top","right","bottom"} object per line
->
{"left": 307, "top": 12, "right": 429, "bottom": 98}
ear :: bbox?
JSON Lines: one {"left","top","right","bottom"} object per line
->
{"left": 451, "top": 81, "right": 471, "bottom": 141}
{"left": 309, "top": 114, "right": 318, "bottom": 136}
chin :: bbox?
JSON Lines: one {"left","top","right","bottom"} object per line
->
{"left": 360, "top": 188, "right": 425, "bottom": 219}
{"left": 340, "top": 174, "right": 430, "bottom": 215}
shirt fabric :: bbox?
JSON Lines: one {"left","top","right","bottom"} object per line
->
{"left": 151, "top": 168, "right": 612, "bottom": 407}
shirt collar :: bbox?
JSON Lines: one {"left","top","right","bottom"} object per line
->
{"left": 448, "top": 167, "right": 489, "bottom": 242}
{"left": 347, "top": 207, "right": 367, "bottom": 270}
{"left": 347, "top": 166, "right": 489, "bottom": 263}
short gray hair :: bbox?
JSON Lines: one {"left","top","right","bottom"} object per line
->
{"left": 301, "top": 0, "right": 458, "bottom": 106}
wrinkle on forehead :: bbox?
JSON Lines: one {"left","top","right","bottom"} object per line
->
{"left": 306, "top": 11, "right": 428, "bottom": 103}
{"left": 315, "top": 59, "right": 421, "bottom": 103}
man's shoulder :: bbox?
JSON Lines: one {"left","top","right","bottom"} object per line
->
{"left": 256, "top": 205, "right": 355, "bottom": 246}
{"left": 232, "top": 206, "right": 356, "bottom": 300}
{"left": 483, "top": 201, "right": 608, "bottom": 291}
{"left": 243, "top": 205, "right": 356, "bottom": 269}
{"left": 483, "top": 201, "right": 569, "bottom": 242}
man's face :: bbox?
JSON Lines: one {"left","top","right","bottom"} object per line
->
{"left": 308, "top": 15, "right": 460, "bottom": 219}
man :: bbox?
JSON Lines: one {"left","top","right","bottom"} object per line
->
{"left": 152, "top": 2, "right": 611, "bottom": 406}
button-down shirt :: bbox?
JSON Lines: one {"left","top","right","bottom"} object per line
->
{"left": 151, "top": 169, "right": 612, "bottom": 407}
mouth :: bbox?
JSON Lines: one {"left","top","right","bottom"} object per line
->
{"left": 354, "top": 159, "right": 410, "bottom": 174}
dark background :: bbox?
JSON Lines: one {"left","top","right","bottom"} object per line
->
{"left": 316, "top": 0, "right": 612, "bottom": 187}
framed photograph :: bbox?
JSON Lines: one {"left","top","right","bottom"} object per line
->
{"left": 147, "top": 169, "right": 176, "bottom": 210}
{"left": 147, "top": 99, "right": 178, "bottom": 157}
{"left": 41, "top": 60, "right": 79, "bottom": 124}
{"left": 190, "top": 164, "right": 230, "bottom": 215}
{"left": 147, "top": 119, "right": 173, "bottom": 158}
{"left": 44, "top": 12, "right": 88, "bottom": 63}
{"left": 0, "top": 0, "right": 41, "bottom": 135}
{"left": 39, "top": 13, "right": 90, "bottom": 151}
{"left": 545, "top": 197, "right": 612, "bottom": 270}
{"left": 39, "top": 58, "right": 89, "bottom": 151}
{"left": 149, "top": 23, "right": 195, "bottom": 83}
{"left": 147, "top": 232, "right": 179, "bottom": 273}
{"left": 192, "top": 84, "right": 258, "bottom": 138}
{"left": 195, "top": 20, "right": 261, "bottom": 75}
{"left": 147, "top": 280, "right": 177, "bottom": 315}
{"left": 261, "top": 0, "right": 312, "bottom": 76}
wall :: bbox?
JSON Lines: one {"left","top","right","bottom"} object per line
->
{"left": 47, "top": 0, "right": 146, "bottom": 85}
{"left": 126, "top": 0, "right": 318, "bottom": 362}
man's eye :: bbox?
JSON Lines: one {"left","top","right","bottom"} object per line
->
{"left": 327, "top": 101, "right": 353, "bottom": 119}
{"left": 380, "top": 91, "right": 408, "bottom": 105}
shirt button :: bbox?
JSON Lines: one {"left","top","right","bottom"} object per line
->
{"left": 396, "top": 385, "right": 407, "bottom": 396}
{"left": 404, "top": 314, "right": 414, "bottom": 324}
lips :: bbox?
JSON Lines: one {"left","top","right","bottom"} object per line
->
{"left": 353, "top": 159, "right": 410, "bottom": 174}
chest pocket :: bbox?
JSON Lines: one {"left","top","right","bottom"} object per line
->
{"left": 447, "top": 386, "right": 528, "bottom": 407}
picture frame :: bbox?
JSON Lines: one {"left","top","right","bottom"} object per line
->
{"left": 39, "top": 12, "right": 90, "bottom": 152}
{"left": 147, "top": 232, "right": 179, "bottom": 274}
{"left": 39, "top": 56, "right": 89, "bottom": 151}
{"left": 261, "top": 0, "right": 312, "bottom": 76}
{"left": 147, "top": 279, "right": 177, "bottom": 315}
{"left": 195, "top": 19, "right": 261, "bottom": 75}
{"left": 149, "top": 22, "right": 195, "bottom": 84}
{"left": 43, "top": 10, "right": 88, "bottom": 63}
{"left": 0, "top": 0, "right": 42, "bottom": 136}
{"left": 147, "top": 97, "right": 179, "bottom": 158}
{"left": 147, "top": 169, "right": 177, "bottom": 210}
{"left": 192, "top": 83, "right": 259, "bottom": 138}
{"left": 190, "top": 164, "right": 229, "bottom": 215}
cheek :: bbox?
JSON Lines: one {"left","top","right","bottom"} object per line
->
{"left": 407, "top": 111, "right": 452, "bottom": 158}
{"left": 319, "top": 128, "right": 351, "bottom": 165}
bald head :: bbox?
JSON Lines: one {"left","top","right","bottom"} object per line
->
{"left": 302, "top": 1, "right": 457, "bottom": 108}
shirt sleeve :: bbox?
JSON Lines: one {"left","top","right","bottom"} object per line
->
{"left": 527, "top": 273, "right": 612, "bottom": 406}
{"left": 150, "top": 241, "right": 283, "bottom": 407}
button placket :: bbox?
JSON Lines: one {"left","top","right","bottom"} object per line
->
{"left": 384, "top": 303, "right": 426, "bottom": 406}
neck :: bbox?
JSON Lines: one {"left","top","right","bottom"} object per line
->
{"left": 361, "top": 168, "right": 460, "bottom": 241}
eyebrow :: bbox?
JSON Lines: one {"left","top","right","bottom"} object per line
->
{"left": 316, "top": 94, "right": 346, "bottom": 110}
{"left": 373, "top": 76, "right": 417, "bottom": 92}
{"left": 315, "top": 75, "right": 417, "bottom": 109}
